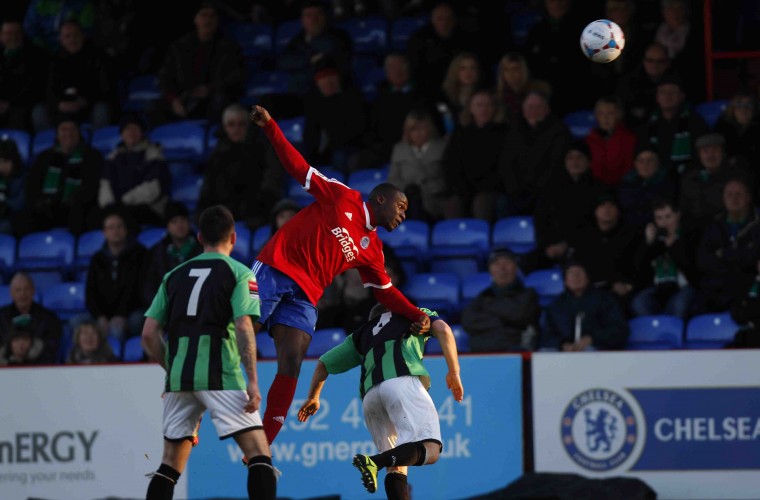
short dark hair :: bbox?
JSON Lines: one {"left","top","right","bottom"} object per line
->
{"left": 651, "top": 196, "right": 678, "bottom": 212}
{"left": 369, "top": 183, "right": 402, "bottom": 201}
{"left": 198, "top": 205, "right": 234, "bottom": 245}
{"left": 369, "top": 303, "right": 388, "bottom": 320}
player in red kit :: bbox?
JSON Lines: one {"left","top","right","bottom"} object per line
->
{"left": 249, "top": 105, "right": 430, "bottom": 444}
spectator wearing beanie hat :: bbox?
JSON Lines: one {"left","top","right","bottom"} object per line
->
{"left": 617, "top": 142, "right": 677, "bottom": 231}
{"left": 139, "top": 201, "right": 201, "bottom": 307}
{"left": 530, "top": 140, "right": 603, "bottom": 272}
{"left": 98, "top": 113, "right": 170, "bottom": 227}
{"left": 587, "top": 95, "right": 637, "bottom": 187}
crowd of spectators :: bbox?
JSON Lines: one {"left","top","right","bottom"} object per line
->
{"left": 2, "top": 0, "right": 760, "bottom": 362}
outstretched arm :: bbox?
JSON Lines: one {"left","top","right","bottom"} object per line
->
{"left": 430, "top": 319, "right": 463, "bottom": 402}
{"left": 373, "top": 286, "right": 431, "bottom": 334}
{"left": 141, "top": 317, "right": 166, "bottom": 370}
{"left": 297, "top": 361, "right": 329, "bottom": 421}
{"left": 250, "top": 105, "right": 311, "bottom": 185}
{"left": 234, "top": 315, "right": 261, "bottom": 413}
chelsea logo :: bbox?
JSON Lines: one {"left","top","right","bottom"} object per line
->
{"left": 560, "top": 388, "right": 639, "bottom": 472}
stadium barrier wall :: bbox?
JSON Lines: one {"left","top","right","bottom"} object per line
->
{"left": 532, "top": 350, "right": 760, "bottom": 500}
{"left": 0, "top": 355, "right": 524, "bottom": 500}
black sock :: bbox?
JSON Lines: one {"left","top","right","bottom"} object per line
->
{"left": 385, "top": 471, "right": 409, "bottom": 500}
{"left": 371, "top": 442, "right": 425, "bottom": 469}
{"left": 246, "top": 455, "right": 277, "bottom": 500}
{"left": 146, "top": 463, "right": 180, "bottom": 500}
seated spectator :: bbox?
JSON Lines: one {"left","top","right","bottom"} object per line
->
{"left": 435, "top": 52, "right": 482, "bottom": 133}
{"left": 0, "top": 271, "right": 62, "bottom": 363}
{"left": 714, "top": 90, "right": 760, "bottom": 172}
{"left": 616, "top": 42, "right": 674, "bottom": 128}
{"left": 15, "top": 116, "right": 102, "bottom": 236}
{"left": 631, "top": 197, "right": 699, "bottom": 319}
{"left": 98, "top": 114, "right": 170, "bottom": 228}
{"left": 23, "top": 0, "right": 94, "bottom": 54}
{"left": 156, "top": 3, "right": 244, "bottom": 125}
{"left": 586, "top": 95, "right": 636, "bottom": 187}
{"left": 269, "top": 197, "right": 302, "bottom": 236}
{"left": 495, "top": 52, "right": 543, "bottom": 129}
{"left": 277, "top": 0, "right": 353, "bottom": 94}
{"left": 498, "top": 88, "right": 572, "bottom": 215}
{"left": 0, "top": 137, "right": 25, "bottom": 234}
{"left": 679, "top": 132, "right": 749, "bottom": 233}
{"left": 539, "top": 261, "right": 630, "bottom": 351}
{"left": 303, "top": 59, "right": 367, "bottom": 172}
{"left": 359, "top": 52, "right": 430, "bottom": 169}
{"left": 634, "top": 71, "right": 708, "bottom": 176}
{"left": 140, "top": 201, "right": 202, "bottom": 308}
{"left": 530, "top": 141, "right": 602, "bottom": 272}
{"left": 694, "top": 178, "right": 760, "bottom": 314}
{"left": 727, "top": 262, "right": 760, "bottom": 348}
{"left": 0, "top": 323, "right": 43, "bottom": 365}
{"left": 198, "top": 103, "right": 282, "bottom": 229}
{"left": 461, "top": 248, "right": 540, "bottom": 352}
{"left": 85, "top": 208, "right": 146, "bottom": 340}
{"left": 389, "top": 109, "right": 448, "bottom": 222}
{"left": 568, "top": 191, "right": 642, "bottom": 309}
{"left": 406, "top": 2, "right": 475, "bottom": 98}
{"left": 65, "top": 319, "right": 118, "bottom": 364}
{"left": 35, "top": 20, "right": 113, "bottom": 132}
{"left": 617, "top": 144, "right": 677, "bottom": 231}
{"left": 443, "top": 89, "right": 506, "bottom": 222}
{"left": 0, "top": 19, "right": 49, "bottom": 131}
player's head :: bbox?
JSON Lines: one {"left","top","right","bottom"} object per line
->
{"left": 368, "top": 183, "right": 408, "bottom": 232}
{"left": 198, "top": 205, "right": 236, "bottom": 251}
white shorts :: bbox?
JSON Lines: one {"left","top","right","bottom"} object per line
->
{"left": 362, "top": 376, "right": 442, "bottom": 453}
{"left": 163, "top": 390, "right": 263, "bottom": 441}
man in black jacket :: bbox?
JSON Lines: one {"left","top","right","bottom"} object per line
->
{"left": 461, "top": 248, "right": 540, "bottom": 352}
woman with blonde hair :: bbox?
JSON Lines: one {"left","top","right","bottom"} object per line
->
{"left": 388, "top": 109, "right": 449, "bottom": 221}
{"left": 66, "top": 320, "right": 118, "bottom": 364}
{"left": 438, "top": 52, "right": 482, "bottom": 132}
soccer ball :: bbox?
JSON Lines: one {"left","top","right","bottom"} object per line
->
{"left": 580, "top": 19, "right": 625, "bottom": 63}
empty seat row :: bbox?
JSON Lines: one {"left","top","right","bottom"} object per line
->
{"left": 626, "top": 312, "right": 739, "bottom": 350}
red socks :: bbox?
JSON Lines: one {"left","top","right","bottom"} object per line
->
{"left": 263, "top": 374, "right": 298, "bottom": 443}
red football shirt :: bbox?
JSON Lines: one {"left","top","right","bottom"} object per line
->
{"left": 257, "top": 120, "right": 418, "bottom": 320}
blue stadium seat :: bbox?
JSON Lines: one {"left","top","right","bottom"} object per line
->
{"left": 41, "top": 281, "right": 86, "bottom": 320}
{"left": 278, "top": 115, "right": 306, "bottom": 148}
{"left": 389, "top": 15, "right": 427, "bottom": 51}
{"left": 90, "top": 125, "right": 122, "bottom": 156}
{"left": 75, "top": 230, "right": 104, "bottom": 273}
{"left": 694, "top": 99, "right": 729, "bottom": 129}
{"left": 206, "top": 124, "right": 220, "bottom": 154}
{"left": 352, "top": 55, "right": 386, "bottom": 101}
{"left": 627, "top": 315, "right": 684, "bottom": 350}
{"left": 137, "top": 227, "right": 166, "bottom": 249}
{"left": 563, "top": 109, "right": 597, "bottom": 140}
{"left": 307, "top": 327, "right": 346, "bottom": 358}
{"left": 347, "top": 166, "right": 388, "bottom": 198}
{"left": 0, "top": 129, "right": 31, "bottom": 165}
{"left": 0, "top": 233, "right": 17, "bottom": 280}
{"left": 149, "top": 120, "right": 207, "bottom": 162}
{"left": 27, "top": 271, "right": 63, "bottom": 290}
{"left": 376, "top": 219, "right": 430, "bottom": 261}
{"left": 402, "top": 272, "right": 460, "bottom": 318}
{"left": 425, "top": 323, "right": 470, "bottom": 354}
{"left": 17, "top": 229, "right": 75, "bottom": 277}
{"left": 511, "top": 10, "right": 543, "bottom": 46}
{"left": 523, "top": 268, "right": 564, "bottom": 306}
{"left": 492, "top": 216, "right": 536, "bottom": 255}
{"left": 171, "top": 174, "right": 204, "bottom": 213}
{"left": 256, "top": 331, "right": 277, "bottom": 359}
{"left": 430, "top": 257, "right": 480, "bottom": 281}
{"left": 32, "top": 128, "right": 56, "bottom": 159}
{"left": 122, "top": 74, "right": 161, "bottom": 112}
{"left": 684, "top": 312, "right": 739, "bottom": 349}
{"left": 274, "top": 19, "right": 302, "bottom": 53}
{"left": 243, "top": 70, "right": 292, "bottom": 105}
{"left": 461, "top": 271, "right": 492, "bottom": 305}
{"left": 228, "top": 22, "right": 273, "bottom": 58}
{"left": 430, "top": 218, "right": 490, "bottom": 265}
{"left": 107, "top": 335, "right": 122, "bottom": 359}
{"left": 122, "top": 336, "right": 145, "bottom": 362}
{"left": 252, "top": 225, "right": 272, "bottom": 255}
{"left": 0, "top": 284, "right": 10, "bottom": 305}
{"left": 337, "top": 16, "right": 388, "bottom": 54}
{"left": 231, "top": 224, "right": 252, "bottom": 263}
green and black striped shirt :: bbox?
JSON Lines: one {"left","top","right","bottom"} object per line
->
{"left": 319, "top": 308, "right": 437, "bottom": 399}
{"left": 145, "top": 252, "right": 260, "bottom": 392}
